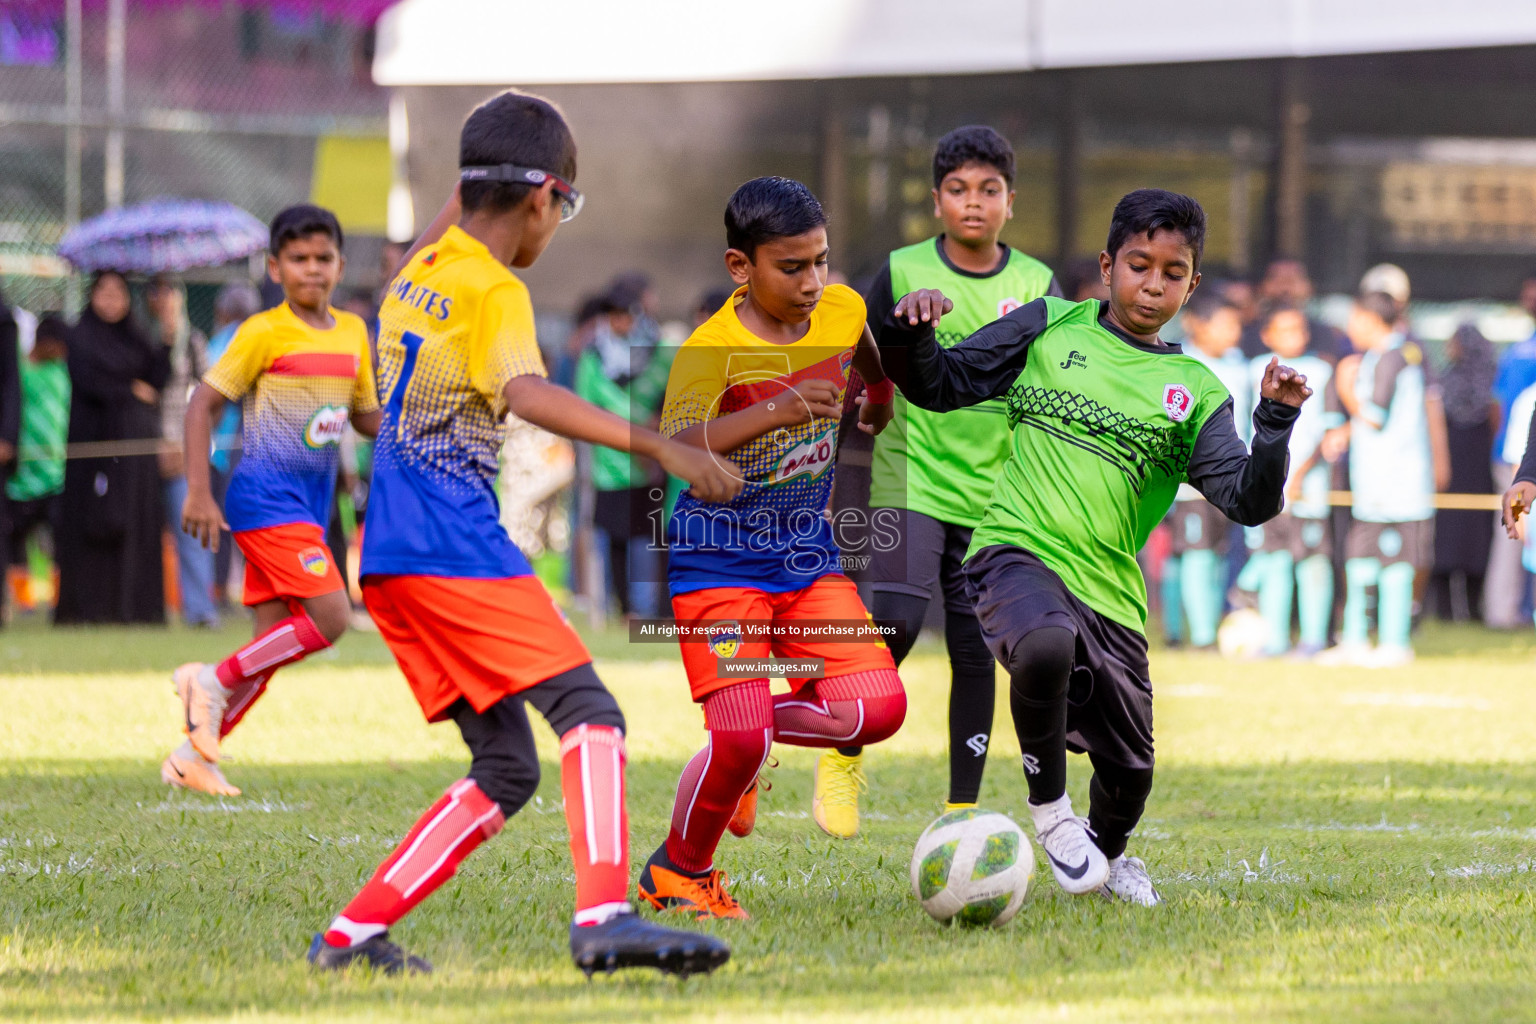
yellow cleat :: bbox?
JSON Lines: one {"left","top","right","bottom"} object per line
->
{"left": 161, "top": 747, "right": 241, "bottom": 797}
{"left": 175, "top": 662, "right": 225, "bottom": 763}
{"left": 812, "top": 750, "right": 866, "bottom": 839}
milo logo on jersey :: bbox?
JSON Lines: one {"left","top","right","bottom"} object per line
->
{"left": 767, "top": 423, "right": 838, "bottom": 486}
{"left": 304, "top": 406, "right": 350, "bottom": 449}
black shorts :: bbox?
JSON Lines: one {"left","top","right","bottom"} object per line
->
{"left": 870, "top": 507, "right": 976, "bottom": 615}
{"left": 1345, "top": 519, "right": 1434, "bottom": 568}
{"left": 1248, "top": 512, "right": 1331, "bottom": 560}
{"left": 1169, "top": 499, "right": 1231, "bottom": 556}
{"left": 963, "top": 544, "right": 1154, "bottom": 771}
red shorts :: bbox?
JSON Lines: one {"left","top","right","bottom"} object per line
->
{"left": 362, "top": 574, "right": 592, "bottom": 723}
{"left": 235, "top": 523, "right": 344, "bottom": 608}
{"left": 670, "top": 574, "right": 896, "bottom": 702}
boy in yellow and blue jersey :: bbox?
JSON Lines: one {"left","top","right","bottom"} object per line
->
{"left": 307, "top": 91, "right": 737, "bottom": 979}
{"left": 168, "top": 205, "right": 379, "bottom": 797}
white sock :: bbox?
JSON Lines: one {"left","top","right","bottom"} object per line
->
{"left": 1028, "top": 793, "right": 1074, "bottom": 833}
{"left": 198, "top": 663, "right": 235, "bottom": 701}
{"left": 573, "top": 901, "right": 632, "bottom": 927}
{"left": 325, "top": 915, "right": 386, "bottom": 947}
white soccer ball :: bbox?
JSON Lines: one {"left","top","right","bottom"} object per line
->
{"left": 1216, "top": 607, "right": 1269, "bottom": 660}
{"left": 909, "top": 808, "right": 1034, "bottom": 927}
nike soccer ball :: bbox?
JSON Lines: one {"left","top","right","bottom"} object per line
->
{"left": 1216, "top": 607, "right": 1269, "bottom": 660}
{"left": 910, "top": 808, "right": 1034, "bottom": 927}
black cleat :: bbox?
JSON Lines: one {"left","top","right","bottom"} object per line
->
{"left": 307, "top": 932, "right": 432, "bottom": 975}
{"left": 569, "top": 910, "right": 730, "bottom": 979}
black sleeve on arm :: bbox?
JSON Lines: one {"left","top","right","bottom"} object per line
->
{"left": 864, "top": 262, "right": 895, "bottom": 337}
{"left": 1185, "top": 397, "right": 1301, "bottom": 526}
{"left": 877, "top": 297, "right": 1048, "bottom": 413}
{"left": 1513, "top": 410, "right": 1536, "bottom": 487}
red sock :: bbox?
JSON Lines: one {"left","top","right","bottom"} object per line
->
{"left": 217, "top": 670, "right": 273, "bottom": 738}
{"left": 773, "top": 669, "right": 906, "bottom": 748}
{"left": 560, "top": 724, "right": 633, "bottom": 924}
{"left": 215, "top": 613, "right": 329, "bottom": 690}
{"left": 665, "top": 681, "right": 774, "bottom": 873}
{"left": 323, "top": 778, "right": 503, "bottom": 947}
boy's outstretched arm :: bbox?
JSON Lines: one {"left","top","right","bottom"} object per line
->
{"left": 877, "top": 290, "right": 1042, "bottom": 412}
{"left": 1186, "top": 357, "right": 1309, "bottom": 527}
{"left": 671, "top": 377, "right": 842, "bottom": 456}
{"left": 1501, "top": 409, "right": 1536, "bottom": 538}
{"left": 850, "top": 323, "right": 894, "bottom": 436}
{"left": 503, "top": 375, "right": 743, "bottom": 503}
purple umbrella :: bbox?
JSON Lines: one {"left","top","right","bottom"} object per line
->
{"left": 58, "top": 198, "right": 269, "bottom": 274}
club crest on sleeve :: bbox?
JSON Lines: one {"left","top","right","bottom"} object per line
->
{"left": 1162, "top": 384, "right": 1194, "bottom": 423}
{"left": 707, "top": 620, "right": 742, "bottom": 658}
{"left": 298, "top": 547, "right": 330, "bottom": 577}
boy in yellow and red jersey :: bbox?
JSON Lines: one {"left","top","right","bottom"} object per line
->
{"left": 167, "top": 205, "right": 379, "bottom": 796}
{"left": 305, "top": 91, "right": 739, "bottom": 979}
{"left": 636, "top": 177, "right": 905, "bottom": 921}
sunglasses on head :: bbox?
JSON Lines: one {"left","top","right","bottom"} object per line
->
{"left": 459, "top": 164, "right": 584, "bottom": 222}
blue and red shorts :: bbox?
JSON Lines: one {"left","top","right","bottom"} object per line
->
{"left": 362, "top": 574, "right": 592, "bottom": 722}
{"left": 670, "top": 573, "right": 895, "bottom": 702}
{"left": 235, "top": 522, "right": 344, "bottom": 609}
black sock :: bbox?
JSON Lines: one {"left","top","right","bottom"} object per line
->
{"left": 839, "top": 589, "right": 930, "bottom": 758}
{"left": 1086, "top": 754, "right": 1153, "bottom": 859}
{"left": 1007, "top": 626, "right": 1074, "bottom": 805}
{"left": 944, "top": 610, "right": 996, "bottom": 805}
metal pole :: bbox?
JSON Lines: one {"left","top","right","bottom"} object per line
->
{"left": 104, "top": 0, "right": 126, "bottom": 209}
{"left": 64, "top": 0, "right": 82, "bottom": 310}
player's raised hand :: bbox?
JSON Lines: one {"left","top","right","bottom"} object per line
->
{"left": 893, "top": 289, "right": 953, "bottom": 327}
{"left": 1259, "top": 356, "right": 1313, "bottom": 408}
{"left": 771, "top": 378, "right": 842, "bottom": 425}
{"left": 1502, "top": 480, "right": 1536, "bottom": 539}
{"left": 181, "top": 488, "right": 229, "bottom": 553}
{"left": 659, "top": 441, "right": 744, "bottom": 504}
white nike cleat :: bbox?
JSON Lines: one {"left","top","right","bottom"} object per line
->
{"left": 1029, "top": 795, "right": 1109, "bottom": 895}
{"left": 1100, "top": 854, "right": 1162, "bottom": 906}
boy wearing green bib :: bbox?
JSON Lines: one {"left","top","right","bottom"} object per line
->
{"left": 815, "top": 127, "right": 1059, "bottom": 838}
{"left": 881, "top": 190, "right": 1311, "bottom": 905}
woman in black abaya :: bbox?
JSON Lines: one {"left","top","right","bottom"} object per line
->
{"left": 55, "top": 271, "right": 171, "bottom": 624}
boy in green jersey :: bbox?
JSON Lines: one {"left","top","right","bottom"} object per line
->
{"left": 818, "top": 126, "right": 1060, "bottom": 837}
{"left": 881, "top": 189, "right": 1311, "bottom": 904}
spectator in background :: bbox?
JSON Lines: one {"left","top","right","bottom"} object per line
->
{"left": 56, "top": 271, "right": 168, "bottom": 625}
{"left": 1430, "top": 324, "right": 1499, "bottom": 621}
{"left": 0, "top": 292, "right": 21, "bottom": 622}
{"left": 147, "top": 275, "right": 217, "bottom": 628}
{"left": 1485, "top": 274, "right": 1536, "bottom": 628}
{"left": 7, "top": 315, "right": 68, "bottom": 616}
{"left": 206, "top": 283, "right": 259, "bottom": 609}
{"left": 1241, "top": 257, "right": 1346, "bottom": 360}
{"left": 1057, "top": 256, "right": 1109, "bottom": 303}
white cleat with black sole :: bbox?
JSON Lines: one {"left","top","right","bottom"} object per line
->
{"left": 1028, "top": 795, "right": 1109, "bottom": 895}
{"left": 1100, "top": 854, "right": 1162, "bottom": 906}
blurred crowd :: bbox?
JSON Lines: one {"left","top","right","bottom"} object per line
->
{"left": 3, "top": 250, "right": 1534, "bottom": 654}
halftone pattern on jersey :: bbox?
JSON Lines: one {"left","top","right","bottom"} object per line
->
{"left": 662, "top": 285, "right": 866, "bottom": 594}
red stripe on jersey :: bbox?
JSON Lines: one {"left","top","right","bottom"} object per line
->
{"left": 268, "top": 352, "right": 359, "bottom": 378}
{"left": 717, "top": 351, "right": 850, "bottom": 415}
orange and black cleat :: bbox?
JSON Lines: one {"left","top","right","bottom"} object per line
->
{"left": 636, "top": 847, "right": 748, "bottom": 920}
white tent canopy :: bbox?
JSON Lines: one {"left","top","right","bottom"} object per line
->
{"left": 374, "top": 0, "right": 1536, "bottom": 86}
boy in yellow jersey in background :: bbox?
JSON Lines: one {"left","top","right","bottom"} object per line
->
{"left": 637, "top": 177, "right": 905, "bottom": 921}
{"left": 308, "top": 91, "right": 739, "bottom": 977}
{"left": 167, "top": 205, "right": 379, "bottom": 796}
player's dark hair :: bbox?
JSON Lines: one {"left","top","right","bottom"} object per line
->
{"left": 1183, "top": 289, "right": 1235, "bottom": 321}
{"left": 725, "top": 176, "right": 826, "bottom": 259}
{"left": 34, "top": 314, "right": 70, "bottom": 344}
{"left": 270, "top": 204, "right": 342, "bottom": 255}
{"left": 932, "top": 125, "right": 1016, "bottom": 187}
{"left": 1355, "top": 291, "right": 1399, "bottom": 327}
{"left": 1260, "top": 301, "right": 1306, "bottom": 331}
{"left": 1105, "top": 189, "right": 1206, "bottom": 271}
{"left": 459, "top": 90, "right": 577, "bottom": 216}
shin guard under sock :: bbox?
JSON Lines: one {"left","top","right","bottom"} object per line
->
{"left": 1180, "top": 548, "right": 1222, "bottom": 647}
{"left": 1007, "top": 626, "right": 1074, "bottom": 805}
{"left": 1377, "top": 561, "right": 1416, "bottom": 650}
{"left": 215, "top": 613, "right": 330, "bottom": 690}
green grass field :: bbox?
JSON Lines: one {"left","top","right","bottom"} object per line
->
{"left": 4, "top": 617, "right": 1536, "bottom": 1022}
